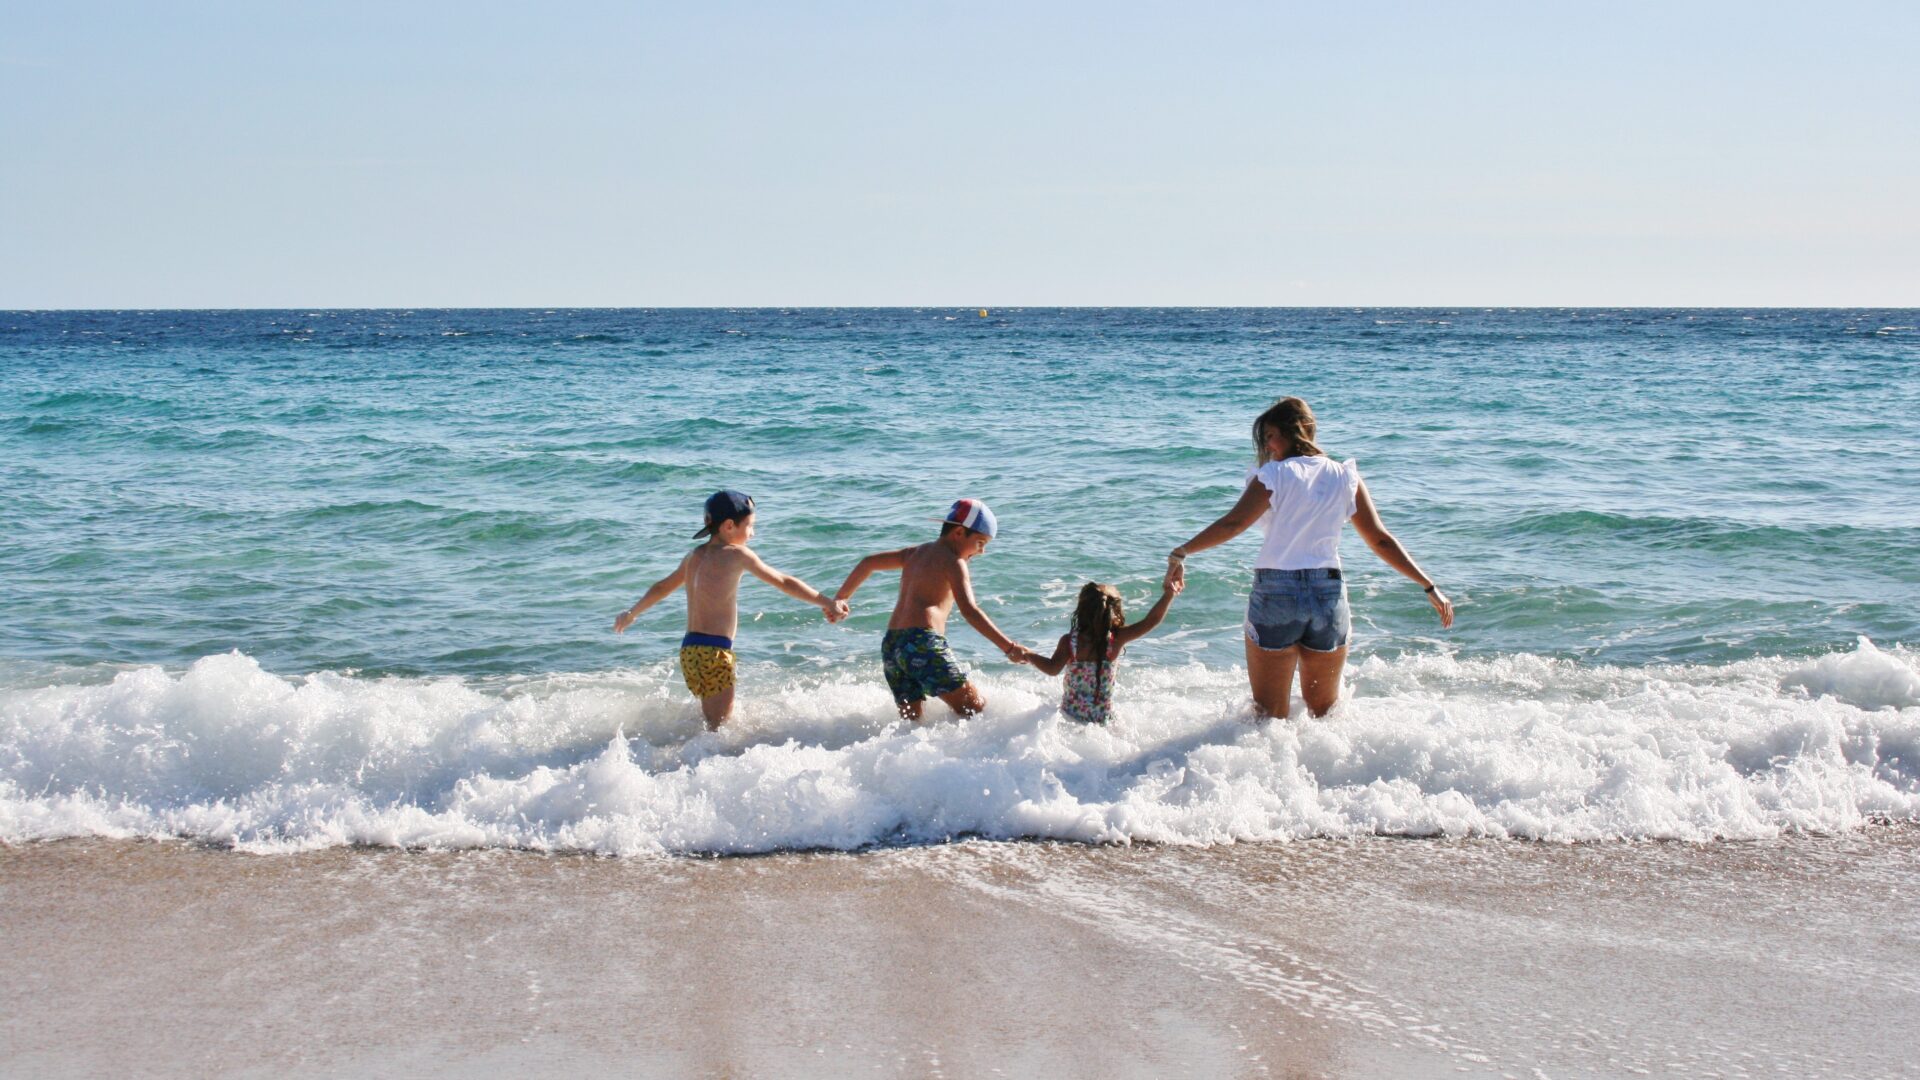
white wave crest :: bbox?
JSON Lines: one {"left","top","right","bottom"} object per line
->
{"left": 1779, "top": 636, "right": 1920, "bottom": 710}
{"left": 3, "top": 641, "right": 1917, "bottom": 854}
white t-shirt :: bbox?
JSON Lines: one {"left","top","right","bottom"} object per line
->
{"left": 1247, "top": 456, "right": 1361, "bottom": 570}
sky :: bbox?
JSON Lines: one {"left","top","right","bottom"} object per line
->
{"left": 2, "top": 1, "right": 1916, "bottom": 307}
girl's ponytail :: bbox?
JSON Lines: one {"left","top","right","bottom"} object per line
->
{"left": 1072, "top": 582, "right": 1125, "bottom": 680}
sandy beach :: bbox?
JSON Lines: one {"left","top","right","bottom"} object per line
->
{"left": 5, "top": 829, "right": 1915, "bottom": 1079}
{"left": 9, "top": 0, "right": 1919, "bottom": 1075}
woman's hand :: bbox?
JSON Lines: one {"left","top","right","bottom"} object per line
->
{"left": 1165, "top": 551, "right": 1186, "bottom": 590}
{"left": 1426, "top": 586, "right": 1455, "bottom": 628}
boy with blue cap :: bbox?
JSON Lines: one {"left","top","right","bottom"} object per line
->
{"left": 833, "top": 499, "right": 1032, "bottom": 721}
{"left": 615, "top": 490, "right": 848, "bottom": 729}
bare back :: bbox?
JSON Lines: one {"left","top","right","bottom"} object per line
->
{"left": 682, "top": 542, "right": 751, "bottom": 638}
{"left": 888, "top": 542, "right": 962, "bottom": 632}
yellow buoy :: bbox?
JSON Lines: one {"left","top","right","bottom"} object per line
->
{"left": 979, "top": 309, "right": 989, "bottom": 318}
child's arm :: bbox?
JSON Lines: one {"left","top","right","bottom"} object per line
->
{"left": 1113, "top": 572, "right": 1184, "bottom": 648}
{"left": 742, "top": 550, "right": 850, "bottom": 622}
{"left": 948, "top": 558, "right": 1029, "bottom": 662}
{"left": 1028, "top": 633, "right": 1073, "bottom": 677}
{"left": 613, "top": 554, "right": 690, "bottom": 633}
{"left": 833, "top": 549, "right": 909, "bottom": 603}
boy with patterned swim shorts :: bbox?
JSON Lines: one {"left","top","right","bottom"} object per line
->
{"left": 833, "top": 499, "right": 1032, "bottom": 721}
{"left": 615, "top": 490, "right": 848, "bottom": 729}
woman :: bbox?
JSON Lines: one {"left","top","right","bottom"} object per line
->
{"left": 1167, "top": 397, "right": 1453, "bottom": 719}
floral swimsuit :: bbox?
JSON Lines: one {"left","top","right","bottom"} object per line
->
{"left": 1061, "top": 632, "right": 1118, "bottom": 725}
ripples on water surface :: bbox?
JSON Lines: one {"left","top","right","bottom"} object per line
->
{"left": 2, "top": 308, "right": 1916, "bottom": 850}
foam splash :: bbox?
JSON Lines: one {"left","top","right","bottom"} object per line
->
{"left": 1779, "top": 636, "right": 1920, "bottom": 710}
{"left": 3, "top": 641, "right": 1916, "bottom": 854}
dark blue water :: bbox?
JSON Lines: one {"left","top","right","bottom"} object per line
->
{"left": 3, "top": 308, "right": 1917, "bottom": 678}
{"left": 5, "top": 308, "right": 1920, "bottom": 854}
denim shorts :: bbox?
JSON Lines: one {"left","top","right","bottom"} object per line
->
{"left": 1245, "top": 568, "right": 1351, "bottom": 653}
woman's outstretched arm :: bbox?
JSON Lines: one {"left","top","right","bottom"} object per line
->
{"left": 1166, "top": 480, "right": 1269, "bottom": 587}
{"left": 1350, "top": 481, "right": 1454, "bottom": 628}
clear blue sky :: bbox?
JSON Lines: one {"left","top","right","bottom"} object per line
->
{"left": 3, "top": 1, "right": 1915, "bottom": 307}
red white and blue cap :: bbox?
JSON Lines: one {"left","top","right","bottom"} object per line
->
{"left": 939, "top": 498, "right": 998, "bottom": 538}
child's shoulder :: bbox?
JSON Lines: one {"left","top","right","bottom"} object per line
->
{"left": 690, "top": 542, "right": 754, "bottom": 566}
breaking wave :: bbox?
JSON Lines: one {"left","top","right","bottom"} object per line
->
{"left": 3, "top": 640, "right": 1916, "bottom": 854}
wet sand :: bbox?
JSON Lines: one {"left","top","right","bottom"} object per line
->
{"left": 4, "top": 830, "right": 1917, "bottom": 1079}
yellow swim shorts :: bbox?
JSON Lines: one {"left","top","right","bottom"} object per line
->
{"left": 679, "top": 634, "right": 736, "bottom": 699}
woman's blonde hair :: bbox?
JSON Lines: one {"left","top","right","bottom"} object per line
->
{"left": 1071, "top": 582, "right": 1125, "bottom": 679}
{"left": 1253, "top": 396, "right": 1325, "bottom": 464}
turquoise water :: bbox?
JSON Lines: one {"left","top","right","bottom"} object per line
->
{"left": 5, "top": 308, "right": 1915, "bottom": 676}
{"left": 4, "top": 309, "right": 1918, "bottom": 853}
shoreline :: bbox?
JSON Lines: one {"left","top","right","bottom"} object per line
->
{"left": 6, "top": 829, "right": 1917, "bottom": 1078}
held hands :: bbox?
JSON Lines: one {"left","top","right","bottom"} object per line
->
{"left": 822, "top": 598, "right": 851, "bottom": 623}
{"left": 1426, "top": 586, "right": 1455, "bottom": 629}
{"left": 1165, "top": 551, "right": 1187, "bottom": 590}
{"left": 1003, "top": 643, "right": 1034, "bottom": 665}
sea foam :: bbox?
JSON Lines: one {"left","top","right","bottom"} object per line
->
{"left": 3, "top": 641, "right": 1916, "bottom": 854}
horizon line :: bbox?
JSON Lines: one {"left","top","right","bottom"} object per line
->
{"left": 6, "top": 304, "right": 1917, "bottom": 314}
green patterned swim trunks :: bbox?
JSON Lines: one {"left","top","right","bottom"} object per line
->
{"left": 880, "top": 628, "right": 970, "bottom": 704}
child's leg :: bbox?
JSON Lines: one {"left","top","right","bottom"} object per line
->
{"left": 882, "top": 630, "right": 927, "bottom": 722}
{"left": 936, "top": 682, "right": 986, "bottom": 718}
{"left": 680, "top": 644, "right": 737, "bottom": 729}
{"left": 700, "top": 687, "right": 735, "bottom": 730}
{"left": 913, "top": 630, "right": 978, "bottom": 719}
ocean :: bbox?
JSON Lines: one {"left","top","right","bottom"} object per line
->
{"left": 2, "top": 308, "right": 1917, "bottom": 854}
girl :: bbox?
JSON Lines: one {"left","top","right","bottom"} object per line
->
{"left": 1030, "top": 570, "right": 1182, "bottom": 724}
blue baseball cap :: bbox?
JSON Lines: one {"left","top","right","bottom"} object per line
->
{"left": 694, "top": 490, "right": 754, "bottom": 538}
{"left": 940, "top": 498, "right": 998, "bottom": 538}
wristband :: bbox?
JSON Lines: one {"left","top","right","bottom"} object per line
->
{"left": 1423, "top": 584, "right": 1437, "bottom": 594}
